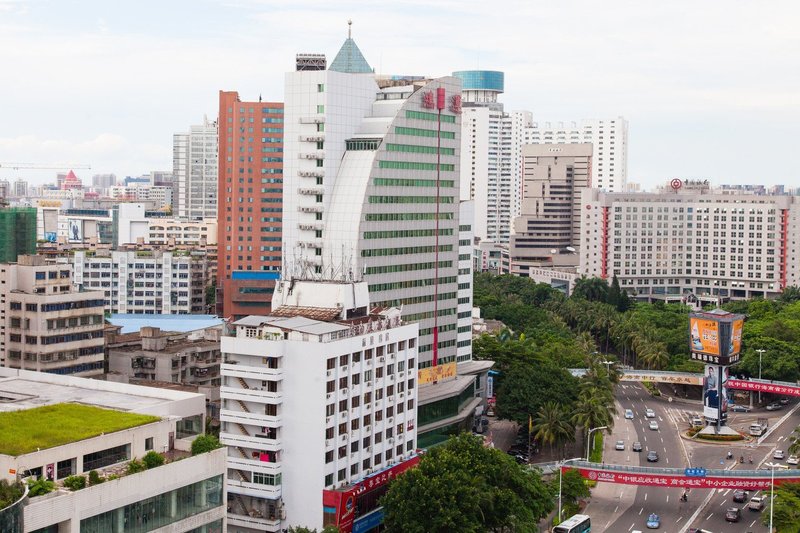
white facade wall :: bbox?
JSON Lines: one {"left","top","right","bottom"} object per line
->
{"left": 580, "top": 187, "right": 798, "bottom": 301}
{"left": 221, "top": 320, "right": 418, "bottom": 532}
{"left": 175, "top": 117, "right": 219, "bottom": 220}
{"left": 523, "top": 117, "right": 628, "bottom": 192}
{"left": 457, "top": 201, "right": 474, "bottom": 362}
{"left": 148, "top": 218, "right": 218, "bottom": 246}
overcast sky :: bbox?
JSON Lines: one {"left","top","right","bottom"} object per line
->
{"left": 1, "top": 0, "right": 798, "bottom": 189}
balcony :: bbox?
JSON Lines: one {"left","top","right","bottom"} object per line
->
{"left": 226, "top": 455, "right": 282, "bottom": 476}
{"left": 227, "top": 478, "right": 282, "bottom": 500}
{"left": 221, "top": 385, "right": 282, "bottom": 404}
{"left": 299, "top": 134, "right": 325, "bottom": 142}
{"left": 221, "top": 431, "right": 282, "bottom": 452}
{"left": 222, "top": 363, "right": 283, "bottom": 381}
{"left": 296, "top": 240, "right": 323, "bottom": 248}
{"left": 298, "top": 116, "right": 325, "bottom": 124}
{"left": 298, "top": 169, "right": 324, "bottom": 178}
{"left": 227, "top": 513, "right": 282, "bottom": 532}
{"left": 298, "top": 205, "right": 323, "bottom": 213}
{"left": 220, "top": 408, "right": 282, "bottom": 427}
{"left": 299, "top": 151, "right": 325, "bottom": 160}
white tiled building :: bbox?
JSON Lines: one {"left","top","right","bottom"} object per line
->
{"left": 174, "top": 116, "right": 219, "bottom": 220}
{"left": 580, "top": 182, "right": 800, "bottom": 302}
{"left": 220, "top": 279, "right": 419, "bottom": 532}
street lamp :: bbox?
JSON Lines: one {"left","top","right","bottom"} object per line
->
{"left": 765, "top": 461, "right": 788, "bottom": 532}
{"left": 586, "top": 426, "right": 608, "bottom": 461}
{"left": 756, "top": 348, "right": 766, "bottom": 405}
{"left": 558, "top": 457, "right": 584, "bottom": 522}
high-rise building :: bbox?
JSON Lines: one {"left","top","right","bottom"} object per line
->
{"left": 508, "top": 143, "right": 592, "bottom": 275}
{"left": 0, "top": 256, "right": 105, "bottom": 376}
{"left": 91, "top": 173, "right": 117, "bottom": 189}
{"left": 580, "top": 181, "right": 800, "bottom": 302}
{"left": 220, "top": 279, "right": 419, "bottom": 533}
{"left": 283, "top": 38, "right": 464, "bottom": 369}
{"left": 12, "top": 179, "right": 27, "bottom": 198}
{"left": 216, "top": 92, "right": 284, "bottom": 319}
{"left": 0, "top": 207, "right": 36, "bottom": 263}
{"left": 174, "top": 116, "right": 219, "bottom": 220}
{"left": 71, "top": 250, "right": 208, "bottom": 315}
{"left": 522, "top": 117, "right": 628, "bottom": 192}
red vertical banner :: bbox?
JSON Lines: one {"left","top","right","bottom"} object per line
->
{"left": 600, "top": 207, "right": 609, "bottom": 279}
{"left": 432, "top": 328, "right": 439, "bottom": 366}
{"left": 436, "top": 87, "right": 446, "bottom": 110}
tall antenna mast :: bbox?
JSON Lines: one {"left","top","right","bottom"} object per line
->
{"left": 348, "top": 19, "right": 352, "bottom": 39}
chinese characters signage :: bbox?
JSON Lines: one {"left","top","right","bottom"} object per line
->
{"left": 727, "top": 379, "right": 800, "bottom": 398}
{"left": 570, "top": 466, "right": 800, "bottom": 490}
{"left": 418, "top": 362, "right": 457, "bottom": 385}
{"left": 690, "top": 317, "right": 719, "bottom": 356}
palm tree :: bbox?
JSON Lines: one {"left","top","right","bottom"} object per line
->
{"left": 788, "top": 425, "right": 800, "bottom": 456}
{"left": 534, "top": 402, "right": 574, "bottom": 456}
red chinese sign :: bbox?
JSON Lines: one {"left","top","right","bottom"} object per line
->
{"left": 449, "top": 94, "right": 462, "bottom": 114}
{"left": 421, "top": 91, "right": 435, "bottom": 109}
{"left": 570, "top": 466, "right": 800, "bottom": 490}
{"left": 727, "top": 379, "right": 800, "bottom": 397}
{"left": 323, "top": 455, "right": 421, "bottom": 533}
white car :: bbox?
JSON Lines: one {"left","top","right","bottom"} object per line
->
{"left": 788, "top": 455, "right": 799, "bottom": 465}
{"left": 625, "top": 409, "right": 634, "bottom": 419}
{"left": 615, "top": 440, "right": 625, "bottom": 450}
{"left": 774, "top": 450, "right": 785, "bottom": 460}
{"left": 645, "top": 408, "right": 656, "bottom": 418}
{"left": 649, "top": 420, "right": 659, "bottom": 431}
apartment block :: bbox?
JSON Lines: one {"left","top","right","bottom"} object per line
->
{"left": 175, "top": 116, "right": 219, "bottom": 220}
{"left": 221, "top": 279, "right": 419, "bottom": 533}
{"left": 0, "top": 256, "right": 104, "bottom": 376}
{"left": 71, "top": 249, "right": 208, "bottom": 315}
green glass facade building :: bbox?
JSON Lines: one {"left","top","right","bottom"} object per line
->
{"left": 0, "top": 208, "right": 36, "bottom": 263}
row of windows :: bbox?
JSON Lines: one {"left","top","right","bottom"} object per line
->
{"left": 373, "top": 178, "right": 454, "bottom": 188}
{"left": 346, "top": 139, "right": 380, "bottom": 151}
{"left": 369, "top": 276, "right": 457, "bottom": 292}
{"left": 373, "top": 292, "right": 457, "bottom": 307}
{"left": 395, "top": 126, "right": 455, "bottom": 139}
{"left": 419, "top": 338, "right": 457, "bottom": 353}
{"left": 405, "top": 110, "right": 456, "bottom": 123}
{"left": 362, "top": 244, "right": 453, "bottom": 257}
{"left": 385, "top": 143, "right": 455, "bottom": 156}
{"left": 401, "top": 307, "right": 457, "bottom": 322}
{"left": 366, "top": 261, "right": 452, "bottom": 275}
{"left": 378, "top": 161, "right": 454, "bottom": 171}
{"left": 363, "top": 228, "right": 453, "bottom": 239}
{"left": 368, "top": 195, "right": 454, "bottom": 204}
{"left": 365, "top": 212, "right": 453, "bottom": 221}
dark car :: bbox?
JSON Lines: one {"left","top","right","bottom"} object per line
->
{"left": 632, "top": 441, "right": 643, "bottom": 452}
{"left": 725, "top": 507, "right": 742, "bottom": 522}
{"left": 731, "top": 404, "right": 751, "bottom": 412}
{"left": 733, "top": 489, "right": 749, "bottom": 503}
{"left": 647, "top": 451, "right": 659, "bottom": 462}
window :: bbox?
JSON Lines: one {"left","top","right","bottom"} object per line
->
{"left": 145, "top": 437, "right": 154, "bottom": 451}
{"left": 83, "top": 444, "right": 130, "bottom": 471}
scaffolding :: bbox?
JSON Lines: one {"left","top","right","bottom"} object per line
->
{"left": 0, "top": 207, "right": 36, "bottom": 263}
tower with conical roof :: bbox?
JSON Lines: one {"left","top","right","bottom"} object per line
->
{"left": 329, "top": 20, "right": 374, "bottom": 74}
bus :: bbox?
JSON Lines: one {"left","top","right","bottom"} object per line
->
{"left": 553, "top": 514, "right": 591, "bottom": 533}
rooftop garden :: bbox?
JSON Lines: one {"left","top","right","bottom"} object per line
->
{"left": 0, "top": 404, "right": 160, "bottom": 456}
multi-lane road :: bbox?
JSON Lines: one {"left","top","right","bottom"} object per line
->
{"left": 584, "top": 383, "right": 799, "bottom": 533}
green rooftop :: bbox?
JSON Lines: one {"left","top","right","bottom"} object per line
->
{"left": 0, "top": 403, "right": 160, "bottom": 457}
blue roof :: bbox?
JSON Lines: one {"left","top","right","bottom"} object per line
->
{"left": 109, "top": 314, "right": 224, "bottom": 334}
{"left": 329, "top": 38, "right": 373, "bottom": 74}
{"left": 232, "top": 271, "right": 281, "bottom": 280}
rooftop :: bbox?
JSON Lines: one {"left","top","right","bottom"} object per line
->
{"left": 329, "top": 36, "right": 373, "bottom": 74}
{"left": 108, "top": 314, "right": 224, "bottom": 334}
{"left": 0, "top": 403, "right": 159, "bottom": 456}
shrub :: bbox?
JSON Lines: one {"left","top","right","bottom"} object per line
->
{"left": 88, "top": 470, "right": 103, "bottom": 485}
{"left": 127, "top": 459, "right": 146, "bottom": 474}
{"left": 696, "top": 433, "right": 744, "bottom": 442}
{"left": 107, "top": 474, "right": 119, "bottom": 481}
{"left": 26, "top": 477, "right": 55, "bottom": 497}
{"left": 62, "top": 475, "right": 86, "bottom": 491}
{"left": 191, "top": 434, "right": 223, "bottom": 456}
{"left": 0, "top": 479, "right": 24, "bottom": 509}
{"left": 142, "top": 451, "right": 165, "bottom": 469}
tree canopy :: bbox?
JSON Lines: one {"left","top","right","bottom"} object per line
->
{"left": 381, "top": 434, "right": 553, "bottom": 533}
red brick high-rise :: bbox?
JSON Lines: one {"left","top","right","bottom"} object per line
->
{"left": 217, "top": 91, "right": 283, "bottom": 319}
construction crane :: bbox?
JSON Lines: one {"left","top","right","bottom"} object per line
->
{"left": 0, "top": 162, "right": 91, "bottom": 170}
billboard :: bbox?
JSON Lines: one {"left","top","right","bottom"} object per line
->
{"left": 731, "top": 319, "right": 744, "bottom": 355}
{"left": 703, "top": 364, "right": 728, "bottom": 421}
{"left": 68, "top": 219, "right": 83, "bottom": 243}
{"left": 569, "top": 466, "right": 800, "bottom": 490}
{"left": 418, "top": 362, "right": 457, "bottom": 385}
{"left": 690, "top": 317, "right": 720, "bottom": 356}
{"left": 727, "top": 379, "right": 800, "bottom": 397}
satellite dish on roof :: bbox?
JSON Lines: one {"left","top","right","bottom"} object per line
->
{"left": 566, "top": 246, "right": 576, "bottom": 253}
{"left": 550, "top": 249, "right": 558, "bottom": 255}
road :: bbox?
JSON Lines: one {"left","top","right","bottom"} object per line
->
{"left": 585, "top": 383, "right": 800, "bottom": 533}
{"left": 685, "top": 399, "right": 800, "bottom": 533}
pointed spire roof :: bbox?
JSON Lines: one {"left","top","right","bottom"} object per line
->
{"left": 329, "top": 20, "right": 373, "bottom": 74}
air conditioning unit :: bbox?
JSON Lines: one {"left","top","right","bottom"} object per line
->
{"left": 326, "top": 369, "right": 333, "bottom": 377}
{"left": 379, "top": 356, "right": 385, "bottom": 362}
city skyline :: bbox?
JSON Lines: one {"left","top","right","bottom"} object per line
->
{"left": 1, "top": 0, "right": 798, "bottom": 187}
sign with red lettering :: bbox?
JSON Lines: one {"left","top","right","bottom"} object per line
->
{"left": 449, "top": 94, "right": 462, "bottom": 114}
{"left": 421, "top": 91, "right": 435, "bottom": 109}
{"left": 727, "top": 379, "right": 800, "bottom": 397}
{"left": 570, "top": 466, "right": 800, "bottom": 490}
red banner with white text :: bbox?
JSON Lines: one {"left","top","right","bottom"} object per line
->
{"left": 569, "top": 466, "right": 800, "bottom": 490}
{"left": 727, "top": 379, "right": 800, "bottom": 397}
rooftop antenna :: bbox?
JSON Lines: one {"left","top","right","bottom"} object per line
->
{"left": 348, "top": 19, "right": 352, "bottom": 39}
